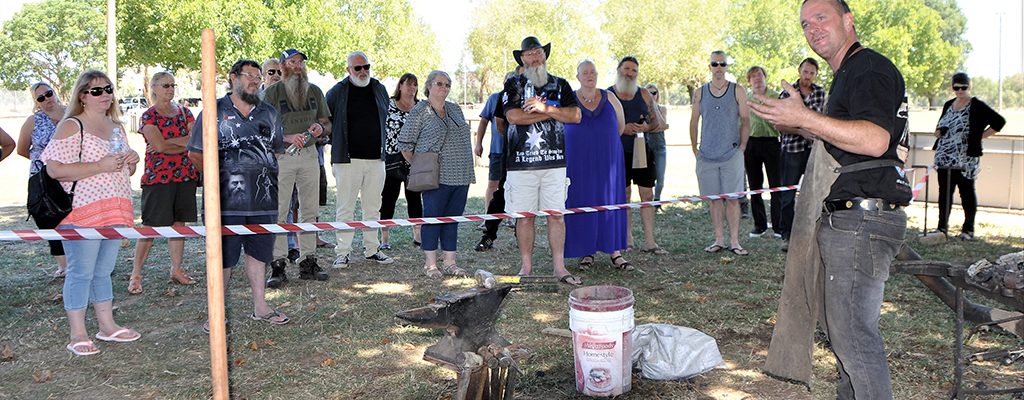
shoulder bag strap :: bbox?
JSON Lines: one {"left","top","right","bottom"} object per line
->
{"left": 66, "top": 116, "right": 85, "bottom": 195}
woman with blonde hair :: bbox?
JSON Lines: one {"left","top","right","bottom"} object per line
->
{"left": 17, "top": 82, "right": 70, "bottom": 277}
{"left": 128, "top": 71, "right": 199, "bottom": 294}
{"left": 40, "top": 70, "right": 142, "bottom": 355}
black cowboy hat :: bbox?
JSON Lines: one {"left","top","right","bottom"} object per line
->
{"left": 512, "top": 36, "right": 551, "bottom": 66}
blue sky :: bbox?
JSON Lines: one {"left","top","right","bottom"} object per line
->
{"left": 4, "top": 0, "right": 1021, "bottom": 81}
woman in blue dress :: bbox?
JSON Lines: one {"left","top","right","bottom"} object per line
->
{"left": 564, "top": 60, "right": 633, "bottom": 271}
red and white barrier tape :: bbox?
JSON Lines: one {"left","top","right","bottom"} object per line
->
{"left": 0, "top": 167, "right": 931, "bottom": 242}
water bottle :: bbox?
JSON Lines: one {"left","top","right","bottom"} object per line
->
{"left": 286, "top": 130, "right": 314, "bottom": 156}
{"left": 109, "top": 128, "right": 127, "bottom": 155}
{"left": 523, "top": 79, "right": 535, "bottom": 101}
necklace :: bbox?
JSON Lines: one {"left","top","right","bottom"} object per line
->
{"left": 578, "top": 89, "right": 598, "bottom": 104}
{"left": 712, "top": 81, "right": 728, "bottom": 93}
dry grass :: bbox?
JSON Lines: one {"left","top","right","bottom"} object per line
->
{"left": 0, "top": 195, "right": 1022, "bottom": 399}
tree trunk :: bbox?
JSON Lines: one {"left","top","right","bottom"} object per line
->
{"left": 142, "top": 65, "right": 150, "bottom": 103}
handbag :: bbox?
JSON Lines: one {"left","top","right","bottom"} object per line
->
{"left": 384, "top": 152, "right": 410, "bottom": 181}
{"left": 27, "top": 118, "right": 84, "bottom": 221}
{"left": 406, "top": 106, "right": 450, "bottom": 192}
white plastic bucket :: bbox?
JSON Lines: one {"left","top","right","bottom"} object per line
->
{"left": 568, "top": 285, "right": 635, "bottom": 397}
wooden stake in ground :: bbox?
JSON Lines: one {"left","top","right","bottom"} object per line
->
{"left": 200, "top": 28, "right": 230, "bottom": 400}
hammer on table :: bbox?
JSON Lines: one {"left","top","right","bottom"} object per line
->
{"left": 474, "top": 269, "right": 560, "bottom": 289}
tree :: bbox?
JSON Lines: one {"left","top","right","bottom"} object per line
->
{"left": 467, "top": 0, "right": 606, "bottom": 100}
{"left": 603, "top": 0, "right": 728, "bottom": 104}
{"left": 0, "top": 0, "right": 106, "bottom": 101}
{"left": 726, "top": 0, "right": 820, "bottom": 94}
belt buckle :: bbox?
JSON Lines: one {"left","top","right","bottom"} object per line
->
{"left": 846, "top": 200, "right": 854, "bottom": 210}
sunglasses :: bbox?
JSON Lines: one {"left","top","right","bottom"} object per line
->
{"left": 84, "top": 85, "right": 114, "bottom": 96}
{"left": 352, "top": 64, "right": 371, "bottom": 72}
{"left": 953, "top": 85, "right": 969, "bottom": 91}
{"left": 434, "top": 81, "right": 451, "bottom": 88}
{"left": 160, "top": 83, "right": 177, "bottom": 89}
{"left": 710, "top": 62, "right": 728, "bottom": 68}
{"left": 266, "top": 69, "right": 281, "bottom": 76}
{"left": 36, "top": 90, "right": 54, "bottom": 103}
{"left": 650, "top": 91, "right": 659, "bottom": 96}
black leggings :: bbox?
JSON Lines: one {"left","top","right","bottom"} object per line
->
{"left": 380, "top": 175, "right": 422, "bottom": 219}
{"left": 936, "top": 167, "right": 977, "bottom": 234}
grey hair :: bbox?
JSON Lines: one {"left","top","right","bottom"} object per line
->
{"left": 262, "top": 58, "right": 280, "bottom": 69}
{"left": 347, "top": 51, "right": 370, "bottom": 66}
{"left": 423, "top": 70, "right": 451, "bottom": 97}
{"left": 710, "top": 50, "right": 727, "bottom": 61}
{"left": 576, "top": 59, "right": 596, "bottom": 75}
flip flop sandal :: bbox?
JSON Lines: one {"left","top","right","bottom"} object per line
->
{"left": 704, "top": 244, "right": 725, "bottom": 253}
{"left": 424, "top": 265, "right": 443, "bottom": 279}
{"left": 642, "top": 246, "right": 669, "bottom": 255}
{"left": 170, "top": 269, "right": 196, "bottom": 285}
{"left": 558, "top": 274, "right": 583, "bottom": 286}
{"left": 96, "top": 328, "right": 141, "bottom": 343}
{"left": 729, "top": 247, "right": 750, "bottom": 256}
{"left": 610, "top": 255, "right": 635, "bottom": 271}
{"left": 66, "top": 340, "right": 100, "bottom": 356}
{"left": 53, "top": 269, "right": 67, "bottom": 278}
{"left": 128, "top": 275, "right": 143, "bottom": 295}
{"left": 250, "top": 310, "right": 290, "bottom": 325}
{"left": 578, "top": 256, "right": 595, "bottom": 271}
{"left": 443, "top": 264, "right": 467, "bottom": 277}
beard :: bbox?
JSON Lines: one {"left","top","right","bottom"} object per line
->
{"left": 350, "top": 73, "right": 371, "bottom": 88}
{"left": 523, "top": 64, "right": 549, "bottom": 85}
{"left": 283, "top": 70, "right": 309, "bottom": 111}
{"left": 238, "top": 86, "right": 261, "bottom": 105}
{"left": 614, "top": 74, "right": 638, "bottom": 95}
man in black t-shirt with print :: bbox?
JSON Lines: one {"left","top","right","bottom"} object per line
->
{"left": 749, "top": 0, "right": 911, "bottom": 398}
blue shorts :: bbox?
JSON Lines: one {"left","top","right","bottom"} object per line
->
{"left": 221, "top": 214, "right": 275, "bottom": 267}
{"left": 488, "top": 153, "right": 504, "bottom": 181}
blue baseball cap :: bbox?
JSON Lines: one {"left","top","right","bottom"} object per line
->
{"left": 280, "top": 48, "right": 307, "bottom": 62}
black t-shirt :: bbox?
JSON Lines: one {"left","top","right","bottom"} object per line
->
{"left": 501, "top": 73, "right": 577, "bottom": 171}
{"left": 346, "top": 82, "right": 382, "bottom": 159}
{"left": 824, "top": 43, "right": 912, "bottom": 204}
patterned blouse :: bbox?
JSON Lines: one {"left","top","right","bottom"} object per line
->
{"left": 39, "top": 128, "right": 134, "bottom": 227}
{"left": 28, "top": 111, "right": 59, "bottom": 175}
{"left": 384, "top": 98, "right": 409, "bottom": 155}
{"left": 934, "top": 103, "right": 979, "bottom": 179}
{"left": 397, "top": 100, "right": 476, "bottom": 186}
{"left": 138, "top": 105, "right": 198, "bottom": 185}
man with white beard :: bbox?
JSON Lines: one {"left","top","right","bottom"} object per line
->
{"left": 502, "top": 36, "right": 582, "bottom": 285}
{"left": 262, "top": 49, "right": 331, "bottom": 287}
{"left": 608, "top": 56, "right": 668, "bottom": 257}
{"left": 325, "top": 51, "right": 394, "bottom": 268}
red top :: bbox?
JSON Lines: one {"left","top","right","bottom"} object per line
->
{"left": 138, "top": 105, "right": 198, "bottom": 186}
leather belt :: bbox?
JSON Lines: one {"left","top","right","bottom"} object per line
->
{"left": 823, "top": 197, "right": 903, "bottom": 213}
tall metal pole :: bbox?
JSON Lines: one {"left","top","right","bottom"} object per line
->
{"left": 997, "top": 12, "right": 1004, "bottom": 111}
{"left": 106, "top": 0, "right": 116, "bottom": 80}
{"left": 201, "top": 29, "right": 230, "bottom": 400}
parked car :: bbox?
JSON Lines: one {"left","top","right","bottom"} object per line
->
{"left": 119, "top": 97, "right": 149, "bottom": 113}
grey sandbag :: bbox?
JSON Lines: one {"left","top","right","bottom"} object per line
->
{"left": 631, "top": 323, "right": 724, "bottom": 380}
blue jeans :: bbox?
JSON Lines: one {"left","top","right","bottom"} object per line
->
{"left": 62, "top": 232, "right": 121, "bottom": 311}
{"left": 778, "top": 148, "right": 811, "bottom": 238}
{"left": 421, "top": 184, "right": 469, "bottom": 252}
{"left": 647, "top": 132, "right": 667, "bottom": 201}
{"left": 818, "top": 207, "right": 906, "bottom": 400}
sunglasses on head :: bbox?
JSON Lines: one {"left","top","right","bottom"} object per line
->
{"left": 160, "top": 83, "right": 177, "bottom": 89}
{"left": 84, "top": 85, "right": 114, "bottom": 96}
{"left": 352, "top": 64, "right": 371, "bottom": 72}
{"left": 953, "top": 85, "right": 969, "bottom": 91}
{"left": 266, "top": 69, "right": 281, "bottom": 76}
{"left": 710, "top": 62, "right": 728, "bottom": 68}
{"left": 36, "top": 90, "right": 54, "bottom": 103}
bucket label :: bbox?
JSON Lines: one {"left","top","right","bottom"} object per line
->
{"left": 574, "top": 330, "right": 631, "bottom": 396}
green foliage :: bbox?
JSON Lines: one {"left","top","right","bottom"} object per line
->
{"left": 967, "top": 74, "right": 1024, "bottom": 109}
{"left": 603, "top": 0, "right": 727, "bottom": 103}
{"left": 466, "top": 0, "right": 606, "bottom": 99}
{"left": 0, "top": 0, "right": 106, "bottom": 100}
{"left": 726, "top": 0, "right": 818, "bottom": 94}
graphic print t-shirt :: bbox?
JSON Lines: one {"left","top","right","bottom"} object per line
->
{"left": 501, "top": 73, "right": 577, "bottom": 171}
{"left": 187, "top": 96, "right": 285, "bottom": 216}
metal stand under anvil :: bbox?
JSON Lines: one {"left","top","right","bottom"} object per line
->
{"left": 396, "top": 285, "right": 532, "bottom": 400}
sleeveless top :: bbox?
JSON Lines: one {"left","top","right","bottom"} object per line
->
{"left": 29, "top": 111, "right": 59, "bottom": 175}
{"left": 698, "top": 82, "right": 740, "bottom": 162}
{"left": 609, "top": 87, "right": 649, "bottom": 154}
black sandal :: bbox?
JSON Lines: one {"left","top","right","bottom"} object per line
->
{"left": 610, "top": 255, "right": 634, "bottom": 271}
{"left": 578, "top": 255, "right": 595, "bottom": 270}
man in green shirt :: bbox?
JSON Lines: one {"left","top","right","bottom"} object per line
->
{"left": 262, "top": 48, "right": 331, "bottom": 287}
{"left": 744, "top": 66, "right": 782, "bottom": 239}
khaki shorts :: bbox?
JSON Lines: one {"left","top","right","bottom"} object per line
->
{"left": 504, "top": 168, "right": 569, "bottom": 212}
{"left": 696, "top": 151, "right": 745, "bottom": 197}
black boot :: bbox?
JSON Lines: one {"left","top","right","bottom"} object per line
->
{"left": 299, "top": 256, "right": 328, "bottom": 281}
{"left": 266, "top": 259, "right": 288, "bottom": 288}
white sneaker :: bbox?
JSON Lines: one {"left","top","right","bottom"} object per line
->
{"left": 332, "top": 255, "right": 350, "bottom": 269}
{"left": 366, "top": 251, "right": 394, "bottom": 264}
